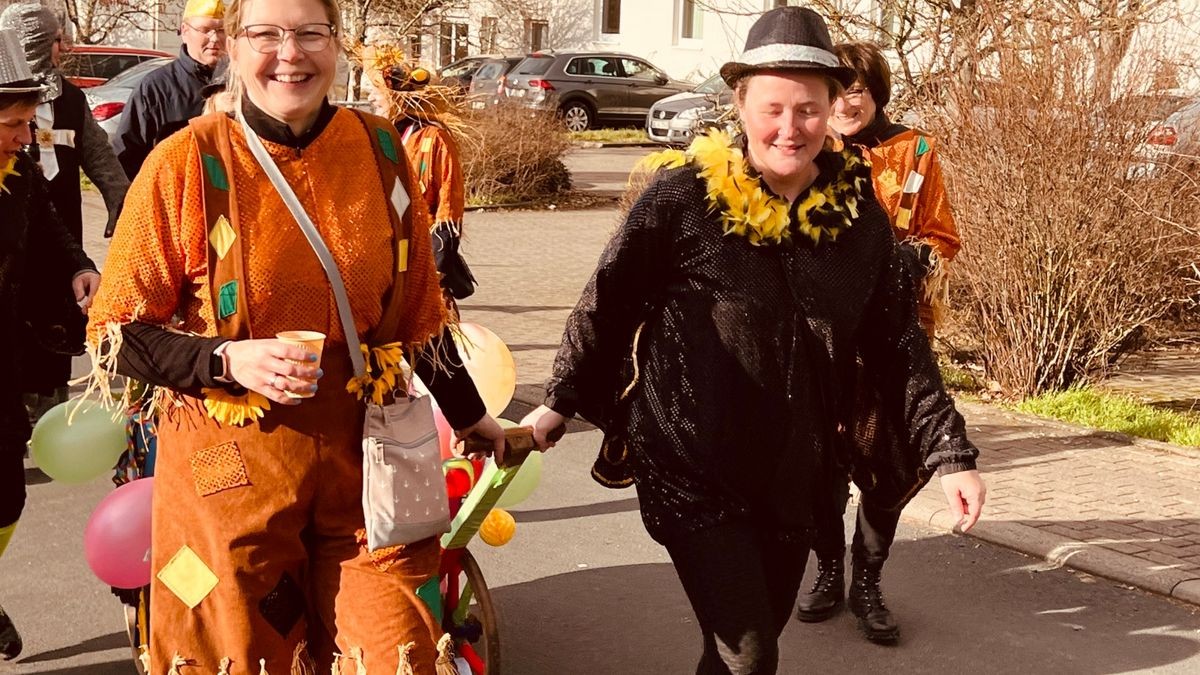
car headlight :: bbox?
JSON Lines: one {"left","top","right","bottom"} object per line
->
{"left": 676, "top": 106, "right": 703, "bottom": 120}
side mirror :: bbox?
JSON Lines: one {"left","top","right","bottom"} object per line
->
{"left": 656, "top": 74, "right": 668, "bottom": 85}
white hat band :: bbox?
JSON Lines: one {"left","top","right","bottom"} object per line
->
{"left": 737, "top": 43, "right": 839, "bottom": 69}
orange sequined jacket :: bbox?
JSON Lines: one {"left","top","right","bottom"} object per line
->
{"left": 399, "top": 121, "right": 464, "bottom": 229}
{"left": 87, "top": 107, "right": 449, "bottom": 416}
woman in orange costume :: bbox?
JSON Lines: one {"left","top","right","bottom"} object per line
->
{"left": 796, "top": 41, "right": 964, "bottom": 645}
{"left": 85, "top": 0, "right": 504, "bottom": 671}
{"left": 366, "top": 48, "right": 475, "bottom": 305}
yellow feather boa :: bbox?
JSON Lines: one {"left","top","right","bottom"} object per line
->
{"left": 635, "top": 129, "right": 871, "bottom": 246}
{"left": 0, "top": 157, "right": 20, "bottom": 194}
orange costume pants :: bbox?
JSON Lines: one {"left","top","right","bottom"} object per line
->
{"left": 148, "top": 356, "right": 441, "bottom": 674}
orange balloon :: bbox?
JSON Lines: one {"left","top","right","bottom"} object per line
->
{"left": 453, "top": 323, "right": 517, "bottom": 417}
{"left": 479, "top": 508, "right": 516, "bottom": 547}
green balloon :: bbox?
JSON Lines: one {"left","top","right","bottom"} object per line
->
{"left": 30, "top": 400, "right": 127, "bottom": 484}
{"left": 495, "top": 449, "right": 542, "bottom": 508}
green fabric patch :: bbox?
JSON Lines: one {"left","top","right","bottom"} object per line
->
{"left": 203, "top": 154, "right": 229, "bottom": 191}
{"left": 915, "top": 136, "right": 931, "bottom": 157}
{"left": 375, "top": 128, "right": 399, "bottom": 164}
{"left": 415, "top": 575, "right": 443, "bottom": 625}
{"left": 217, "top": 280, "right": 238, "bottom": 320}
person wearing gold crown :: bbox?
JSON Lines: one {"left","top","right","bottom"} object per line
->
{"left": 364, "top": 46, "right": 476, "bottom": 305}
{"left": 521, "top": 6, "right": 985, "bottom": 672}
{"left": 115, "top": 0, "right": 228, "bottom": 179}
{"left": 86, "top": 0, "right": 505, "bottom": 671}
{"left": 0, "top": 27, "right": 100, "bottom": 660}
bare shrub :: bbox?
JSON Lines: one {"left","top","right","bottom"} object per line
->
{"left": 461, "top": 102, "right": 573, "bottom": 206}
{"left": 921, "top": 12, "right": 1200, "bottom": 397}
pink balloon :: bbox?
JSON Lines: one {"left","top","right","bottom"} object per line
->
{"left": 434, "top": 404, "right": 454, "bottom": 460}
{"left": 84, "top": 477, "right": 154, "bottom": 589}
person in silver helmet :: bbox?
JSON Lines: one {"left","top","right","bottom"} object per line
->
{"left": 0, "top": 3, "right": 128, "bottom": 423}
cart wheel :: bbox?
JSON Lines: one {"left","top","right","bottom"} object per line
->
{"left": 455, "top": 549, "right": 500, "bottom": 675}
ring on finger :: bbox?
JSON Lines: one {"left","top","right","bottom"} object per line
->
{"left": 271, "top": 374, "right": 283, "bottom": 390}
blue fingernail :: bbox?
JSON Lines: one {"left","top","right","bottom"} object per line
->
{"left": 308, "top": 353, "right": 318, "bottom": 361}
{"left": 316, "top": 368, "right": 325, "bottom": 378}
{"left": 310, "top": 384, "right": 319, "bottom": 392}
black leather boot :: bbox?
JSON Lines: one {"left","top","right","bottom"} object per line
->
{"left": 795, "top": 556, "right": 844, "bottom": 622}
{"left": 848, "top": 562, "right": 899, "bottom": 644}
{"left": 0, "top": 603, "right": 22, "bottom": 660}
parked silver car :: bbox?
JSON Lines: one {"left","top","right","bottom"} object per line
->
{"left": 646, "top": 73, "right": 732, "bottom": 146}
{"left": 84, "top": 57, "right": 172, "bottom": 143}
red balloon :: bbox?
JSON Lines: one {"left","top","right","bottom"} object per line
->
{"left": 84, "top": 477, "right": 154, "bottom": 590}
{"left": 433, "top": 404, "right": 454, "bottom": 460}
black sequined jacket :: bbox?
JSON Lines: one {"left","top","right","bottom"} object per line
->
{"left": 0, "top": 152, "right": 97, "bottom": 440}
{"left": 544, "top": 152, "right": 977, "bottom": 542}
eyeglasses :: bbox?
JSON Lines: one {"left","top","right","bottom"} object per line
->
{"left": 842, "top": 87, "right": 867, "bottom": 103}
{"left": 184, "top": 21, "right": 227, "bottom": 41}
{"left": 237, "top": 23, "right": 336, "bottom": 54}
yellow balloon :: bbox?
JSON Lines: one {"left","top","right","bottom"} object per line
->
{"left": 479, "top": 508, "right": 516, "bottom": 547}
{"left": 453, "top": 323, "right": 517, "bottom": 417}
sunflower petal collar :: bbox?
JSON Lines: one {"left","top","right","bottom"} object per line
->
{"left": 202, "top": 388, "right": 270, "bottom": 426}
{"left": 637, "top": 129, "right": 871, "bottom": 246}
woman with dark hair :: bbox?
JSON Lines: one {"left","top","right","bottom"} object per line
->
{"left": 795, "top": 40, "right": 965, "bottom": 645}
{"left": 521, "top": 7, "right": 984, "bottom": 673}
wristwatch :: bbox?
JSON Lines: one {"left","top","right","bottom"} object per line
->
{"left": 210, "top": 341, "right": 233, "bottom": 383}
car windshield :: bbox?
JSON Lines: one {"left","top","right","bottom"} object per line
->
{"left": 441, "top": 59, "right": 482, "bottom": 78}
{"left": 514, "top": 55, "right": 554, "bottom": 76}
{"left": 693, "top": 74, "right": 726, "bottom": 95}
{"left": 103, "top": 58, "right": 171, "bottom": 87}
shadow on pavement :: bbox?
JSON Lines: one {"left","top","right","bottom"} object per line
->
{"left": 489, "top": 533, "right": 1200, "bottom": 674}
{"left": 15, "top": 661, "right": 132, "bottom": 675}
{"left": 18, "top": 632, "right": 128, "bottom": 664}
{"left": 24, "top": 466, "right": 51, "bottom": 486}
{"left": 464, "top": 305, "right": 576, "bottom": 314}
{"left": 510, "top": 497, "right": 640, "bottom": 524}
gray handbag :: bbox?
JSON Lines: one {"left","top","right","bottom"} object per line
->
{"left": 240, "top": 112, "right": 451, "bottom": 551}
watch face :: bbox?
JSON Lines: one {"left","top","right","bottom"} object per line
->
{"left": 211, "top": 350, "right": 226, "bottom": 379}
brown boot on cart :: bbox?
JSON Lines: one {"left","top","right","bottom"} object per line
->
{"left": 848, "top": 561, "right": 899, "bottom": 644}
{"left": 795, "top": 556, "right": 844, "bottom": 622}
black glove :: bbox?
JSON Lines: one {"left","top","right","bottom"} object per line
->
{"left": 897, "top": 240, "right": 933, "bottom": 286}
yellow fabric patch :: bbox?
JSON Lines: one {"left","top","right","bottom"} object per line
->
{"left": 209, "top": 215, "right": 236, "bottom": 260}
{"left": 158, "top": 545, "right": 219, "bottom": 609}
{"left": 189, "top": 440, "right": 251, "bottom": 496}
{"left": 420, "top": 137, "right": 433, "bottom": 153}
{"left": 398, "top": 238, "right": 409, "bottom": 273}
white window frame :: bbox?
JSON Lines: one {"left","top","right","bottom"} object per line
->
{"left": 480, "top": 16, "right": 499, "bottom": 53}
{"left": 676, "top": 0, "right": 704, "bottom": 45}
{"left": 599, "top": 0, "right": 622, "bottom": 36}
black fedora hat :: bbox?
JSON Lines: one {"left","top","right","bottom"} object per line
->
{"left": 720, "top": 6, "right": 855, "bottom": 88}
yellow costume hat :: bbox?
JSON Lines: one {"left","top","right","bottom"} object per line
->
{"left": 183, "top": 0, "right": 225, "bottom": 20}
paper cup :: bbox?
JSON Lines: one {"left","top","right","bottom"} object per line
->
{"left": 276, "top": 331, "right": 326, "bottom": 398}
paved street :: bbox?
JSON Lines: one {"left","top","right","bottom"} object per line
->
{"left": 3, "top": 148, "right": 1200, "bottom": 673}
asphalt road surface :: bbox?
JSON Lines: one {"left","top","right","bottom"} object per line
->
{"left": 3, "top": 149, "right": 1198, "bottom": 674}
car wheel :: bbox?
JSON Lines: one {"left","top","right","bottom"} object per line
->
{"left": 560, "top": 101, "right": 593, "bottom": 132}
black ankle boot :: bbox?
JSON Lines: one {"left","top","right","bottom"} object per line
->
{"left": 848, "top": 562, "right": 899, "bottom": 644}
{"left": 795, "top": 556, "right": 844, "bottom": 622}
{"left": 0, "top": 603, "right": 22, "bottom": 660}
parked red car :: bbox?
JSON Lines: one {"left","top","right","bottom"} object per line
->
{"left": 59, "top": 45, "right": 172, "bottom": 88}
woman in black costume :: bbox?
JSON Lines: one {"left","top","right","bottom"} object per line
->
{"left": 522, "top": 7, "right": 986, "bottom": 673}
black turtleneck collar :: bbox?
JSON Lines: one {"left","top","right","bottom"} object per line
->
{"left": 239, "top": 95, "right": 337, "bottom": 150}
{"left": 845, "top": 113, "right": 908, "bottom": 149}
{"left": 177, "top": 44, "right": 216, "bottom": 81}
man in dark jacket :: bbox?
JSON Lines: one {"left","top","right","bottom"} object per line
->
{"left": 114, "top": 0, "right": 226, "bottom": 178}
{"left": 0, "top": 28, "right": 100, "bottom": 660}
{"left": 0, "top": 3, "right": 129, "bottom": 420}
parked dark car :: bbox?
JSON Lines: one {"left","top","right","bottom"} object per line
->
{"left": 466, "top": 56, "right": 523, "bottom": 109}
{"left": 646, "top": 73, "right": 732, "bottom": 145}
{"left": 439, "top": 55, "right": 501, "bottom": 91}
{"left": 59, "top": 45, "right": 172, "bottom": 88}
{"left": 504, "top": 50, "right": 692, "bottom": 131}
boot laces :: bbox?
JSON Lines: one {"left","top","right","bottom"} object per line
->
{"left": 809, "top": 559, "right": 843, "bottom": 593}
